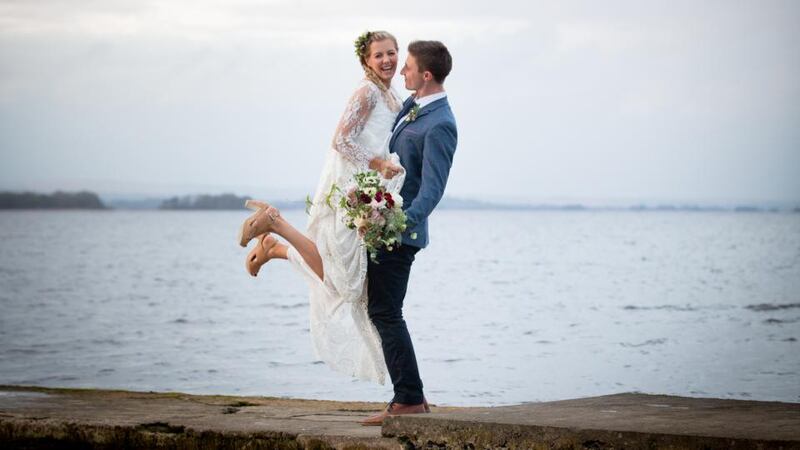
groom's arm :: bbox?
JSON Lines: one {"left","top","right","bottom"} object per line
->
{"left": 404, "top": 121, "right": 458, "bottom": 228}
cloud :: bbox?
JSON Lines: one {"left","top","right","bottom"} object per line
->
{"left": 0, "top": 0, "right": 530, "bottom": 47}
{"left": 1, "top": 0, "right": 798, "bottom": 203}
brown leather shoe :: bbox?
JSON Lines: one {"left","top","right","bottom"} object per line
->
{"left": 359, "top": 401, "right": 428, "bottom": 426}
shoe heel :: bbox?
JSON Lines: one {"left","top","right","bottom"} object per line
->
{"left": 237, "top": 222, "right": 248, "bottom": 247}
{"left": 245, "top": 199, "right": 266, "bottom": 211}
{"left": 239, "top": 200, "right": 267, "bottom": 247}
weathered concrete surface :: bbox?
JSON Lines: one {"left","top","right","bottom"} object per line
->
{"left": 0, "top": 385, "right": 431, "bottom": 449}
{"left": 2, "top": 386, "right": 799, "bottom": 449}
{"left": 384, "top": 393, "right": 800, "bottom": 449}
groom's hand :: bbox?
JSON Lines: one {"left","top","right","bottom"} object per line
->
{"left": 369, "top": 158, "right": 402, "bottom": 179}
{"left": 381, "top": 163, "right": 402, "bottom": 179}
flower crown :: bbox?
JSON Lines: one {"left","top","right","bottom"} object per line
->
{"left": 354, "top": 31, "right": 373, "bottom": 60}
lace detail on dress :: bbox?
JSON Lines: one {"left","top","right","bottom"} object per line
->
{"left": 382, "top": 88, "right": 402, "bottom": 113}
{"left": 332, "top": 80, "right": 381, "bottom": 170}
{"left": 283, "top": 78, "right": 406, "bottom": 385}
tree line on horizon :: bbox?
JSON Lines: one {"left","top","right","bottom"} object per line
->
{"left": 159, "top": 193, "right": 250, "bottom": 210}
{"left": 0, "top": 191, "right": 106, "bottom": 209}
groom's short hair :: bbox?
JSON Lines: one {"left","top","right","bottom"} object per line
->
{"left": 408, "top": 40, "right": 452, "bottom": 84}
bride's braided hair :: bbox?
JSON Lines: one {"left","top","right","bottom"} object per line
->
{"left": 354, "top": 30, "right": 397, "bottom": 92}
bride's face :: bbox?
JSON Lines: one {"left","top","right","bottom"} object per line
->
{"left": 365, "top": 39, "right": 398, "bottom": 84}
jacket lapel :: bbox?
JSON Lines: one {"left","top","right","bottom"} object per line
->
{"left": 389, "top": 115, "right": 412, "bottom": 151}
{"left": 392, "top": 97, "right": 416, "bottom": 130}
{"left": 389, "top": 97, "right": 449, "bottom": 152}
{"left": 410, "top": 97, "right": 448, "bottom": 123}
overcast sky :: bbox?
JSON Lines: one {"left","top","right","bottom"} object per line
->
{"left": 1, "top": 0, "right": 798, "bottom": 205}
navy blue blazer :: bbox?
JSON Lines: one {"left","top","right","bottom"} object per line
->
{"left": 389, "top": 95, "right": 457, "bottom": 248}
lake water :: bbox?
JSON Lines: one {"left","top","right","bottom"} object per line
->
{"left": 0, "top": 209, "right": 798, "bottom": 406}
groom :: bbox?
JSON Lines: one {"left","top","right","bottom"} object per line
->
{"left": 361, "top": 40, "right": 457, "bottom": 426}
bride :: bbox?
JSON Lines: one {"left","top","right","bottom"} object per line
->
{"left": 238, "top": 31, "right": 405, "bottom": 384}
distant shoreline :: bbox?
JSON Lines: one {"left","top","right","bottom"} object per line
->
{"left": 1, "top": 190, "right": 797, "bottom": 213}
{"left": 0, "top": 191, "right": 106, "bottom": 209}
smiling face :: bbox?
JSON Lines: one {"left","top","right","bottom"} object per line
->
{"left": 400, "top": 53, "right": 424, "bottom": 92}
{"left": 365, "top": 39, "right": 398, "bottom": 86}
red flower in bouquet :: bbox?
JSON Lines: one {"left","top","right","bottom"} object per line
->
{"left": 384, "top": 192, "right": 395, "bottom": 208}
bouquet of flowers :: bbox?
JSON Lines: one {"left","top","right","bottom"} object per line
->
{"left": 333, "top": 171, "right": 408, "bottom": 261}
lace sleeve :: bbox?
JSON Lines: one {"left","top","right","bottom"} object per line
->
{"left": 331, "top": 82, "right": 379, "bottom": 170}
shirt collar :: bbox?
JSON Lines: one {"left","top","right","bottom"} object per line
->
{"left": 414, "top": 91, "right": 447, "bottom": 109}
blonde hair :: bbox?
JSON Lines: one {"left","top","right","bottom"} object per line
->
{"left": 355, "top": 31, "right": 398, "bottom": 92}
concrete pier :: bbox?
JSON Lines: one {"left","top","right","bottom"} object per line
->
{"left": 1, "top": 385, "right": 798, "bottom": 449}
{"left": 384, "top": 393, "right": 800, "bottom": 449}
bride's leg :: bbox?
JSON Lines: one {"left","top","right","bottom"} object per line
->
{"left": 270, "top": 242, "right": 289, "bottom": 260}
{"left": 270, "top": 215, "right": 324, "bottom": 281}
{"left": 240, "top": 200, "right": 323, "bottom": 280}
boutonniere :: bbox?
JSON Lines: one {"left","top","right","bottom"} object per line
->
{"left": 406, "top": 104, "right": 420, "bottom": 122}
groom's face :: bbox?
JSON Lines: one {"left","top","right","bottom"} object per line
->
{"left": 401, "top": 54, "right": 424, "bottom": 92}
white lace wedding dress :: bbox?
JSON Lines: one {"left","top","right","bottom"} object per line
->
{"left": 286, "top": 79, "right": 404, "bottom": 384}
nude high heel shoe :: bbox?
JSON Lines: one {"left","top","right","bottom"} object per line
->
{"left": 246, "top": 234, "right": 279, "bottom": 277}
{"left": 238, "top": 200, "right": 281, "bottom": 247}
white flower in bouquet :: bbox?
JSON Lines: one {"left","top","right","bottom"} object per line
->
{"left": 370, "top": 198, "right": 386, "bottom": 209}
